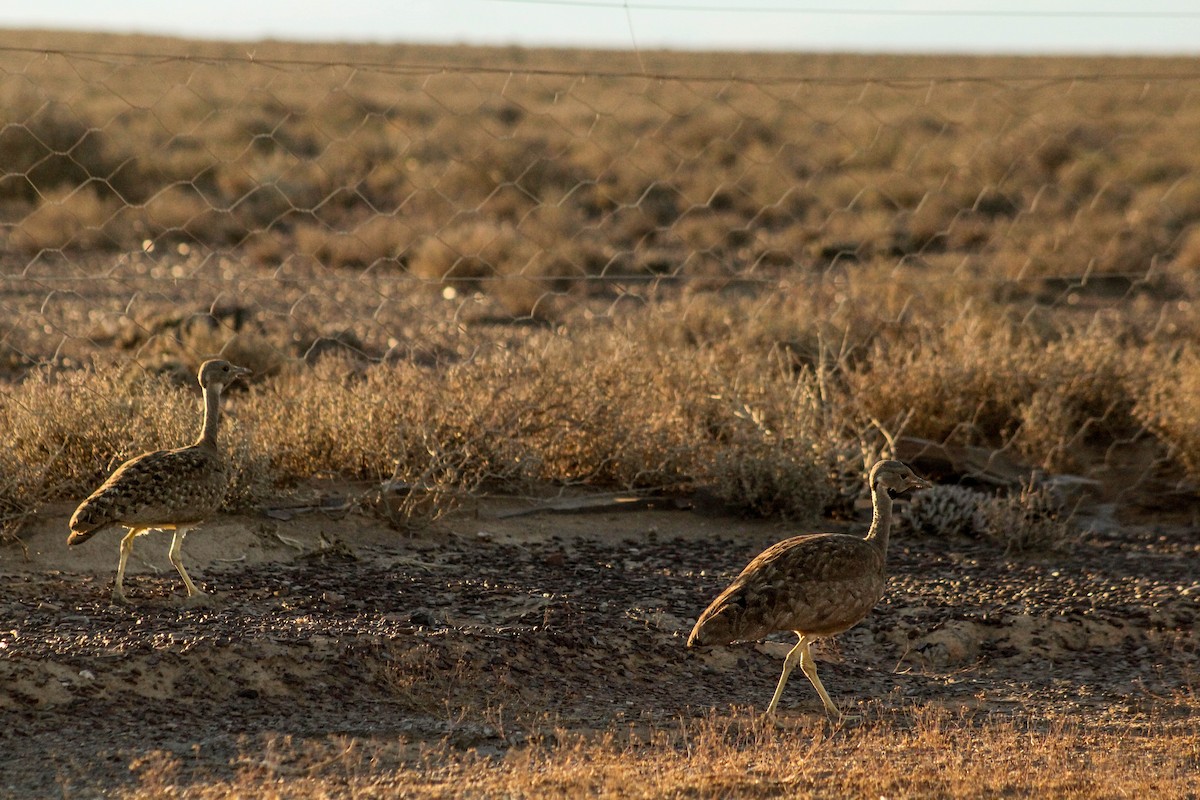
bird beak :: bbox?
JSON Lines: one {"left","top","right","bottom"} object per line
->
{"left": 907, "top": 475, "right": 933, "bottom": 491}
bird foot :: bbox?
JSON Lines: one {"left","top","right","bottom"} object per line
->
{"left": 823, "top": 705, "right": 864, "bottom": 725}
{"left": 109, "top": 591, "right": 131, "bottom": 607}
{"left": 180, "top": 591, "right": 214, "bottom": 608}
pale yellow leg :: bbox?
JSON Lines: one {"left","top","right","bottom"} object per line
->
{"left": 797, "top": 636, "right": 842, "bottom": 717}
{"left": 168, "top": 526, "right": 205, "bottom": 599}
{"left": 113, "top": 527, "right": 146, "bottom": 605}
{"left": 764, "top": 635, "right": 805, "bottom": 715}
{"left": 764, "top": 634, "right": 842, "bottom": 718}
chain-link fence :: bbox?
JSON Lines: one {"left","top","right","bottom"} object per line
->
{"left": 2, "top": 36, "right": 1199, "bottom": 534}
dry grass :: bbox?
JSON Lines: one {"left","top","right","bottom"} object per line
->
{"left": 1, "top": 35, "right": 1198, "bottom": 797}
{"left": 3, "top": 35, "right": 1200, "bottom": 292}
{"left": 0, "top": 33, "right": 1198, "bottom": 522}
{"left": 1134, "top": 345, "right": 1200, "bottom": 485}
{"left": 117, "top": 704, "right": 1200, "bottom": 799}
{"left": 0, "top": 329, "right": 844, "bottom": 533}
{"left": 845, "top": 319, "right": 1152, "bottom": 472}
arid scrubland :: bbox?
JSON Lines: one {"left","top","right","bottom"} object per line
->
{"left": 1, "top": 32, "right": 1200, "bottom": 534}
{"left": 2, "top": 34, "right": 1200, "bottom": 797}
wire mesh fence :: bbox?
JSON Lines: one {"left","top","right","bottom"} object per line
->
{"left": 2, "top": 37, "right": 1199, "bottom": 535}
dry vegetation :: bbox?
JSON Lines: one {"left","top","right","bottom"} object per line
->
{"left": 0, "top": 32, "right": 1197, "bottom": 526}
{"left": 0, "top": 33, "right": 1196, "bottom": 525}
{"left": 119, "top": 705, "right": 1200, "bottom": 799}
{"left": 1, "top": 32, "right": 1199, "bottom": 797}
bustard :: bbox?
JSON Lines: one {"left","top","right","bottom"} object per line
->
{"left": 68, "top": 359, "right": 252, "bottom": 604}
{"left": 688, "top": 459, "right": 932, "bottom": 717}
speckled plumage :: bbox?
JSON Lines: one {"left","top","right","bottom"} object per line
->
{"left": 688, "top": 534, "right": 887, "bottom": 646}
{"left": 688, "top": 459, "right": 932, "bottom": 717}
{"left": 67, "top": 359, "right": 251, "bottom": 604}
{"left": 68, "top": 445, "right": 228, "bottom": 538}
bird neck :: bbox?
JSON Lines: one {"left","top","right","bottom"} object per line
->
{"left": 196, "top": 384, "right": 223, "bottom": 448}
{"left": 864, "top": 483, "right": 894, "bottom": 554}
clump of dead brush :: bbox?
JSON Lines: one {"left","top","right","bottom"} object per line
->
{"left": 904, "top": 478, "right": 1076, "bottom": 553}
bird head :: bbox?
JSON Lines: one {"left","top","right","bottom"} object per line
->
{"left": 197, "top": 359, "right": 253, "bottom": 391}
{"left": 869, "top": 459, "right": 932, "bottom": 497}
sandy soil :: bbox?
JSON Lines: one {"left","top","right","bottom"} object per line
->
{"left": 1, "top": 489, "right": 1197, "bottom": 796}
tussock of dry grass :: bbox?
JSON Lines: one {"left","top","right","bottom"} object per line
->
{"left": 1134, "top": 346, "right": 1200, "bottom": 485}
{"left": 973, "top": 480, "right": 1077, "bottom": 553}
{"left": 116, "top": 705, "right": 1200, "bottom": 799}
{"left": 846, "top": 321, "right": 1151, "bottom": 473}
{"left": 244, "top": 333, "right": 842, "bottom": 523}
{"left": 5, "top": 36, "right": 1200, "bottom": 299}
{"left": 0, "top": 329, "right": 844, "bottom": 533}
{"left": 904, "top": 482, "right": 1077, "bottom": 554}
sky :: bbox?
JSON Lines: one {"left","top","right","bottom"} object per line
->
{"left": 1, "top": 1, "right": 1200, "bottom": 55}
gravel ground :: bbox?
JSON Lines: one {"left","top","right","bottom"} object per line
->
{"left": 1, "top": 497, "right": 1196, "bottom": 796}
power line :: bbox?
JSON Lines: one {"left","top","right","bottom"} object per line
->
{"left": 473, "top": 0, "right": 1200, "bottom": 19}
{"left": 3, "top": 44, "right": 1200, "bottom": 86}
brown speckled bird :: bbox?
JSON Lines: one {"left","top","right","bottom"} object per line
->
{"left": 688, "top": 459, "right": 932, "bottom": 717}
{"left": 67, "top": 359, "right": 251, "bottom": 604}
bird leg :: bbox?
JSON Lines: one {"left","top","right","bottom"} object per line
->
{"left": 113, "top": 527, "right": 146, "bottom": 605}
{"left": 168, "top": 526, "right": 206, "bottom": 600}
{"left": 797, "top": 635, "right": 842, "bottom": 718}
{"left": 764, "top": 635, "right": 805, "bottom": 715}
{"left": 764, "top": 634, "right": 843, "bottom": 718}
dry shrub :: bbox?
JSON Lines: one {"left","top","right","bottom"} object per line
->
{"left": 0, "top": 85, "right": 127, "bottom": 202}
{"left": 699, "top": 370, "right": 836, "bottom": 518}
{"left": 1012, "top": 333, "right": 1146, "bottom": 471}
{"left": 123, "top": 186, "right": 245, "bottom": 245}
{"left": 408, "top": 219, "right": 586, "bottom": 318}
{"left": 208, "top": 334, "right": 839, "bottom": 525}
{"left": 1136, "top": 347, "right": 1200, "bottom": 484}
{"left": 523, "top": 339, "right": 699, "bottom": 489}
{"left": 846, "top": 320, "right": 1028, "bottom": 446}
{"left": 528, "top": 335, "right": 836, "bottom": 517}
{"left": 10, "top": 188, "right": 122, "bottom": 253}
{"left": 905, "top": 481, "right": 1075, "bottom": 553}
{"left": 128, "top": 318, "right": 290, "bottom": 383}
{"left": 973, "top": 480, "right": 1076, "bottom": 554}
{"left": 408, "top": 220, "right": 530, "bottom": 285}
{"left": 239, "top": 356, "right": 553, "bottom": 527}
{"left": 294, "top": 215, "right": 417, "bottom": 269}
{"left": 848, "top": 321, "right": 1148, "bottom": 471}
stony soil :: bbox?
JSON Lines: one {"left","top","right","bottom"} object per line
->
{"left": 1, "top": 490, "right": 1197, "bottom": 797}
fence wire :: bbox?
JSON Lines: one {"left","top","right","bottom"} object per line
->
{"left": 2, "top": 39, "right": 1199, "bottom": 526}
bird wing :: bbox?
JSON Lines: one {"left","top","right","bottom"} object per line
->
{"left": 70, "top": 445, "right": 226, "bottom": 535}
{"left": 689, "top": 534, "right": 885, "bottom": 646}
{"left": 740, "top": 534, "right": 881, "bottom": 584}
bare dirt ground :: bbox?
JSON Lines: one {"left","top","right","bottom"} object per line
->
{"left": 1, "top": 488, "right": 1197, "bottom": 797}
